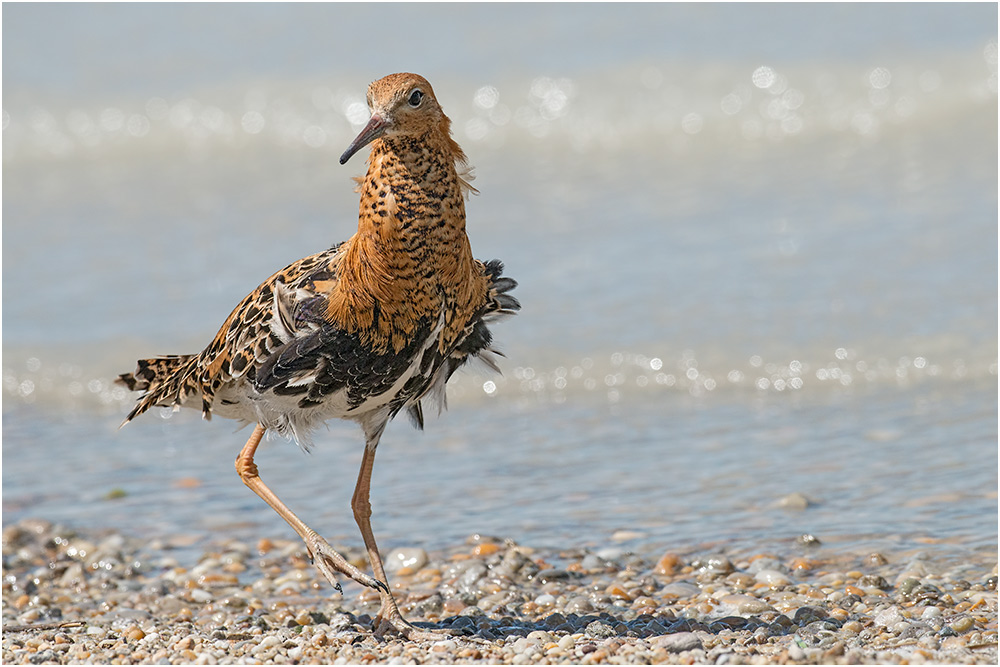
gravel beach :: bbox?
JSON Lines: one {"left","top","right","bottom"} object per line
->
{"left": 2, "top": 519, "right": 996, "bottom": 665}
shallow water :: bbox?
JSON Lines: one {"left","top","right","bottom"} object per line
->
{"left": 3, "top": 4, "right": 997, "bottom": 566}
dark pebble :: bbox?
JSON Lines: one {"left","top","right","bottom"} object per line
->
{"left": 710, "top": 616, "right": 748, "bottom": 630}
{"left": 642, "top": 619, "right": 668, "bottom": 636}
{"left": 542, "top": 612, "right": 566, "bottom": 628}
{"left": 772, "top": 614, "right": 795, "bottom": 628}
{"left": 670, "top": 618, "right": 708, "bottom": 632}
{"left": 793, "top": 606, "right": 828, "bottom": 625}
{"left": 535, "top": 569, "right": 571, "bottom": 583}
{"left": 449, "top": 616, "right": 475, "bottom": 629}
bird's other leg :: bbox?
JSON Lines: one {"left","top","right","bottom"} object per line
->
{"left": 235, "top": 423, "right": 387, "bottom": 595}
{"left": 352, "top": 420, "right": 444, "bottom": 641}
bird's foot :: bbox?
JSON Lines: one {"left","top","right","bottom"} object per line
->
{"left": 304, "top": 532, "right": 388, "bottom": 595}
{"left": 370, "top": 597, "right": 488, "bottom": 643}
{"left": 372, "top": 611, "right": 450, "bottom": 643}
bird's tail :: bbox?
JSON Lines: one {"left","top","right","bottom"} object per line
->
{"left": 465, "top": 259, "right": 520, "bottom": 374}
{"left": 116, "top": 354, "right": 204, "bottom": 425}
{"left": 482, "top": 259, "right": 520, "bottom": 322}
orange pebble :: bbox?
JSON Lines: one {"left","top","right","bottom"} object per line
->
{"left": 606, "top": 584, "right": 633, "bottom": 601}
{"left": 789, "top": 558, "right": 814, "bottom": 571}
{"left": 472, "top": 543, "right": 501, "bottom": 557}
{"left": 654, "top": 552, "right": 681, "bottom": 576}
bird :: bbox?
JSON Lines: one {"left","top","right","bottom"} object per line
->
{"left": 117, "top": 73, "right": 519, "bottom": 640}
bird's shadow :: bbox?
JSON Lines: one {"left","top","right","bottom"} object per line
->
{"left": 364, "top": 605, "right": 841, "bottom": 644}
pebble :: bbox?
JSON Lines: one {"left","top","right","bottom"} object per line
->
{"left": 874, "top": 605, "right": 905, "bottom": 628}
{"left": 2, "top": 517, "right": 996, "bottom": 665}
{"left": 654, "top": 552, "right": 681, "bottom": 575}
{"left": 777, "top": 492, "right": 815, "bottom": 510}
{"left": 385, "top": 547, "right": 428, "bottom": 574}
{"left": 754, "top": 568, "right": 792, "bottom": 587}
{"left": 656, "top": 632, "right": 703, "bottom": 652}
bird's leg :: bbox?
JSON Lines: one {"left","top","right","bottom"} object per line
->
{"left": 351, "top": 430, "right": 445, "bottom": 641}
{"left": 235, "top": 423, "right": 387, "bottom": 595}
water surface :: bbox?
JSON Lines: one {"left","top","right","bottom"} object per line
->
{"left": 3, "top": 3, "right": 997, "bottom": 567}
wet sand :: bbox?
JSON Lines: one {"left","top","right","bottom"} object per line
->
{"left": 2, "top": 518, "right": 996, "bottom": 664}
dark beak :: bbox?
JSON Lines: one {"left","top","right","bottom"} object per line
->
{"left": 339, "top": 114, "right": 387, "bottom": 165}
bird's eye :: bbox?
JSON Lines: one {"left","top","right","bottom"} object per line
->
{"left": 407, "top": 89, "right": 424, "bottom": 107}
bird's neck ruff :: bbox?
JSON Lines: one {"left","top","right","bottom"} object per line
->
{"left": 326, "top": 129, "right": 485, "bottom": 354}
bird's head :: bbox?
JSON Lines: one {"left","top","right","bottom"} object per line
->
{"left": 339, "top": 73, "right": 448, "bottom": 165}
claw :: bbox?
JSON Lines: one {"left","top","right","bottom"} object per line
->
{"left": 373, "top": 615, "right": 448, "bottom": 642}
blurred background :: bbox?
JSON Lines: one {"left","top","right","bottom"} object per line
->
{"left": 3, "top": 4, "right": 997, "bottom": 566}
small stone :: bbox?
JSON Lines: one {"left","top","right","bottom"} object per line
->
{"left": 384, "top": 547, "right": 428, "bottom": 574}
{"left": 527, "top": 630, "right": 552, "bottom": 644}
{"left": 949, "top": 616, "right": 974, "bottom": 633}
{"left": 596, "top": 547, "right": 624, "bottom": 561}
{"left": 857, "top": 574, "right": 889, "bottom": 589}
{"left": 432, "top": 639, "right": 457, "bottom": 652}
{"left": 472, "top": 543, "right": 500, "bottom": 557}
{"left": 867, "top": 552, "right": 889, "bottom": 566}
{"left": 793, "top": 606, "right": 828, "bottom": 626}
{"left": 778, "top": 492, "right": 815, "bottom": 510}
{"left": 585, "top": 620, "right": 615, "bottom": 639}
{"left": 611, "top": 530, "right": 645, "bottom": 542}
{"left": 558, "top": 635, "right": 576, "bottom": 650}
{"left": 564, "top": 596, "right": 594, "bottom": 614}
{"left": 661, "top": 581, "right": 700, "bottom": 599}
{"left": 542, "top": 612, "right": 566, "bottom": 628}
{"left": 719, "top": 593, "right": 773, "bottom": 615}
{"left": 605, "top": 584, "right": 632, "bottom": 600}
{"left": 754, "top": 569, "right": 791, "bottom": 587}
{"left": 536, "top": 569, "right": 570, "bottom": 583}
{"left": 874, "top": 606, "right": 904, "bottom": 628}
{"left": 693, "top": 555, "right": 733, "bottom": 574}
{"left": 654, "top": 552, "right": 681, "bottom": 576}
{"left": 656, "top": 632, "right": 702, "bottom": 653}
{"left": 511, "top": 637, "right": 533, "bottom": 653}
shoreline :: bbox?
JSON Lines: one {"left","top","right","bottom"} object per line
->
{"left": 3, "top": 518, "right": 996, "bottom": 664}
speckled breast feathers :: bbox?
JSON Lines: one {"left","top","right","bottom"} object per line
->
{"left": 118, "top": 73, "right": 519, "bottom": 446}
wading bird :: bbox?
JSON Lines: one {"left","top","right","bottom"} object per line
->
{"left": 118, "top": 73, "right": 519, "bottom": 640}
